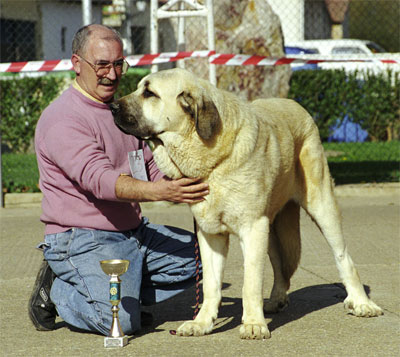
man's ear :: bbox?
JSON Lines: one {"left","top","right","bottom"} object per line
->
{"left": 178, "top": 90, "right": 221, "bottom": 141}
{"left": 71, "top": 54, "right": 81, "bottom": 75}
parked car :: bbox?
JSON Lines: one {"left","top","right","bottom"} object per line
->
{"left": 285, "top": 39, "right": 399, "bottom": 76}
{"left": 285, "top": 39, "right": 387, "bottom": 56}
{"left": 284, "top": 46, "right": 319, "bottom": 71}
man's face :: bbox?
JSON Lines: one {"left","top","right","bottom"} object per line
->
{"left": 73, "top": 36, "right": 124, "bottom": 103}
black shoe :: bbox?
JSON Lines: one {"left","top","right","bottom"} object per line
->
{"left": 28, "top": 260, "right": 57, "bottom": 331}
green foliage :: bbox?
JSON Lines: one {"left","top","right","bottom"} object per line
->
{"left": 323, "top": 141, "right": 400, "bottom": 184}
{"left": 0, "top": 69, "right": 149, "bottom": 154}
{"left": 2, "top": 142, "right": 398, "bottom": 194}
{"left": 2, "top": 153, "right": 40, "bottom": 193}
{"left": 1, "top": 67, "right": 399, "bottom": 192}
{"left": 324, "top": 141, "right": 400, "bottom": 162}
{"left": 116, "top": 68, "right": 150, "bottom": 98}
{"left": 1, "top": 68, "right": 397, "bottom": 154}
{"left": 0, "top": 75, "right": 69, "bottom": 153}
{"left": 288, "top": 69, "right": 400, "bottom": 141}
{"left": 347, "top": 70, "right": 399, "bottom": 141}
{"left": 288, "top": 69, "right": 349, "bottom": 139}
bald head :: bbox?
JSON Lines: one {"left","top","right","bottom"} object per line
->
{"left": 72, "top": 24, "right": 123, "bottom": 56}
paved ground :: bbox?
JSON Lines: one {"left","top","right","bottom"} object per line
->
{"left": 1, "top": 184, "right": 399, "bottom": 356}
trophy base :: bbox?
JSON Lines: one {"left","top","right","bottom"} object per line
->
{"left": 104, "top": 335, "right": 128, "bottom": 348}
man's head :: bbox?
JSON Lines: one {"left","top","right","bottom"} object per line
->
{"left": 71, "top": 24, "right": 128, "bottom": 103}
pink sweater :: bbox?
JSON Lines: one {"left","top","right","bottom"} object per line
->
{"left": 35, "top": 85, "right": 164, "bottom": 234}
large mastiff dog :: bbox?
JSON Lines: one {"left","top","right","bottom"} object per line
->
{"left": 111, "top": 68, "right": 382, "bottom": 339}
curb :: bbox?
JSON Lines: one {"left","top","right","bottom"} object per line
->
{"left": 3, "top": 192, "right": 43, "bottom": 208}
{"left": 2, "top": 183, "right": 399, "bottom": 208}
{"left": 334, "top": 182, "right": 400, "bottom": 197}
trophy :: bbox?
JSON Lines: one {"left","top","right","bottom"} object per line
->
{"left": 100, "top": 259, "right": 130, "bottom": 348}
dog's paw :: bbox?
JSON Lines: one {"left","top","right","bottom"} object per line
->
{"left": 176, "top": 320, "right": 213, "bottom": 337}
{"left": 344, "top": 297, "right": 383, "bottom": 317}
{"left": 264, "top": 297, "right": 289, "bottom": 314}
{"left": 239, "top": 323, "right": 271, "bottom": 340}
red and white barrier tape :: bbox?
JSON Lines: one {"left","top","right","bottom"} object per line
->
{"left": 1, "top": 51, "right": 399, "bottom": 73}
{"left": 126, "top": 50, "right": 215, "bottom": 66}
{"left": 210, "top": 53, "right": 400, "bottom": 66}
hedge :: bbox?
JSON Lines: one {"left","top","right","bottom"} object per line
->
{"left": 3, "top": 141, "right": 398, "bottom": 193}
{"left": 288, "top": 69, "right": 400, "bottom": 141}
{"left": 0, "top": 68, "right": 399, "bottom": 153}
{"left": 0, "top": 69, "right": 149, "bottom": 153}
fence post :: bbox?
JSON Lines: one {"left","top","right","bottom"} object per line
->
{"left": 82, "top": 0, "right": 92, "bottom": 26}
{"left": 149, "top": 0, "right": 216, "bottom": 85}
{"left": 150, "top": 0, "right": 158, "bottom": 73}
{"left": 0, "top": 124, "right": 3, "bottom": 208}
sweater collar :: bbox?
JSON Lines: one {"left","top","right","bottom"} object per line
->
{"left": 72, "top": 79, "right": 105, "bottom": 104}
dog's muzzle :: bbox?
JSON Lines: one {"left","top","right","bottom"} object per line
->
{"left": 109, "top": 102, "right": 120, "bottom": 115}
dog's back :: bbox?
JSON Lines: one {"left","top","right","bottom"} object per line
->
{"left": 251, "top": 98, "right": 318, "bottom": 144}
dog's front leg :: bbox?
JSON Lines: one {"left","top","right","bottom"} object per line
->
{"left": 176, "top": 230, "right": 229, "bottom": 337}
{"left": 239, "top": 216, "right": 271, "bottom": 339}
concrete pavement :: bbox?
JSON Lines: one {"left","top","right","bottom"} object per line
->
{"left": 1, "top": 184, "right": 399, "bottom": 356}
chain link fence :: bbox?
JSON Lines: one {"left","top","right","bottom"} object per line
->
{"left": 1, "top": 1, "right": 399, "bottom": 60}
{"left": 1, "top": 0, "right": 399, "bottom": 186}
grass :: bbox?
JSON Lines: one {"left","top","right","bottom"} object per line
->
{"left": 324, "top": 141, "right": 400, "bottom": 184}
{"left": 2, "top": 153, "right": 40, "bottom": 193}
{"left": 1, "top": 141, "right": 399, "bottom": 193}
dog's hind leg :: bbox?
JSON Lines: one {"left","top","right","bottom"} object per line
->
{"left": 176, "top": 230, "right": 229, "bottom": 337}
{"left": 265, "top": 200, "right": 301, "bottom": 313}
{"left": 298, "top": 142, "right": 383, "bottom": 317}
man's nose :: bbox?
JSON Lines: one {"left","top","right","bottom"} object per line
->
{"left": 106, "top": 65, "right": 118, "bottom": 80}
{"left": 109, "top": 102, "right": 120, "bottom": 115}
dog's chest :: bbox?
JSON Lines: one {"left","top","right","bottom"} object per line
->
{"left": 190, "top": 196, "right": 241, "bottom": 235}
{"left": 192, "top": 209, "right": 228, "bottom": 235}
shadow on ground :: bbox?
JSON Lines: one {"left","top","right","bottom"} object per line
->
{"left": 141, "top": 282, "right": 372, "bottom": 336}
{"left": 46, "top": 282, "right": 373, "bottom": 338}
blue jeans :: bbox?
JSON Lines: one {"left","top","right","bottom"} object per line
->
{"left": 41, "top": 217, "right": 199, "bottom": 335}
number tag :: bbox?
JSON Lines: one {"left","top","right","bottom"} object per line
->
{"left": 128, "top": 150, "right": 148, "bottom": 181}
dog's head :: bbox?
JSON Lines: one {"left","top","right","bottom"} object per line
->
{"left": 110, "top": 68, "right": 221, "bottom": 143}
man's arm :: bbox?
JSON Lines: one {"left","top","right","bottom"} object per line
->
{"left": 115, "top": 175, "right": 209, "bottom": 204}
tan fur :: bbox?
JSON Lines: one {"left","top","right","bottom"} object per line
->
{"left": 112, "top": 68, "right": 383, "bottom": 340}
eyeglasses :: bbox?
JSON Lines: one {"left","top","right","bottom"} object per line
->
{"left": 79, "top": 56, "right": 129, "bottom": 76}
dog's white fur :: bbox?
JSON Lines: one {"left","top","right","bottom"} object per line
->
{"left": 113, "top": 68, "right": 383, "bottom": 339}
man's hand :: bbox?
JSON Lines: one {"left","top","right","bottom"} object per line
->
{"left": 156, "top": 177, "right": 209, "bottom": 204}
{"left": 115, "top": 175, "right": 209, "bottom": 203}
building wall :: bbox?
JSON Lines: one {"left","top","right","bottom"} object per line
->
{"left": 41, "top": 2, "right": 103, "bottom": 60}
{"left": 1, "top": 0, "right": 105, "bottom": 61}
{"left": 268, "top": 0, "right": 304, "bottom": 43}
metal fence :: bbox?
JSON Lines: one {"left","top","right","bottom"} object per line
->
{"left": 1, "top": 1, "right": 399, "bottom": 60}
{"left": 1, "top": 1, "right": 399, "bottom": 183}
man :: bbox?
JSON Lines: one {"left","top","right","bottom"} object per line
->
{"left": 29, "top": 24, "right": 208, "bottom": 335}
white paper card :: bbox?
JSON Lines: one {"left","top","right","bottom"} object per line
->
{"left": 128, "top": 150, "right": 148, "bottom": 181}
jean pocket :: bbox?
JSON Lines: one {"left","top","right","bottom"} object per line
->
{"left": 44, "top": 230, "right": 74, "bottom": 261}
{"left": 36, "top": 242, "right": 49, "bottom": 252}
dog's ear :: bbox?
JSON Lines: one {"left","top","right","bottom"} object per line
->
{"left": 178, "top": 90, "right": 221, "bottom": 141}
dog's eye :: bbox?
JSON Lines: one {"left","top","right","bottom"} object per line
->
{"left": 143, "top": 88, "right": 157, "bottom": 98}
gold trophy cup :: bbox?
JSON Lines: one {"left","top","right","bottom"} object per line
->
{"left": 100, "top": 259, "right": 130, "bottom": 348}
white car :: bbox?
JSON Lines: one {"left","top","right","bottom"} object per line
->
{"left": 285, "top": 39, "right": 399, "bottom": 77}
{"left": 285, "top": 39, "right": 386, "bottom": 56}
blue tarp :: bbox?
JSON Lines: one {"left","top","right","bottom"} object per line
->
{"left": 328, "top": 115, "right": 368, "bottom": 142}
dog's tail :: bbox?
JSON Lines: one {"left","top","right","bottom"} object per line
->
{"left": 270, "top": 200, "right": 301, "bottom": 285}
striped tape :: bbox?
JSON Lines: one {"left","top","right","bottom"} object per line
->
{"left": 1, "top": 51, "right": 399, "bottom": 73}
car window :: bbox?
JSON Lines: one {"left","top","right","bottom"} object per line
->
{"left": 285, "top": 46, "right": 318, "bottom": 55}
{"left": 366, "top": 42, "right": 386, "bottom": 53}
{"left": 332, "top": 47, "right": 366, "bottom": 54}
